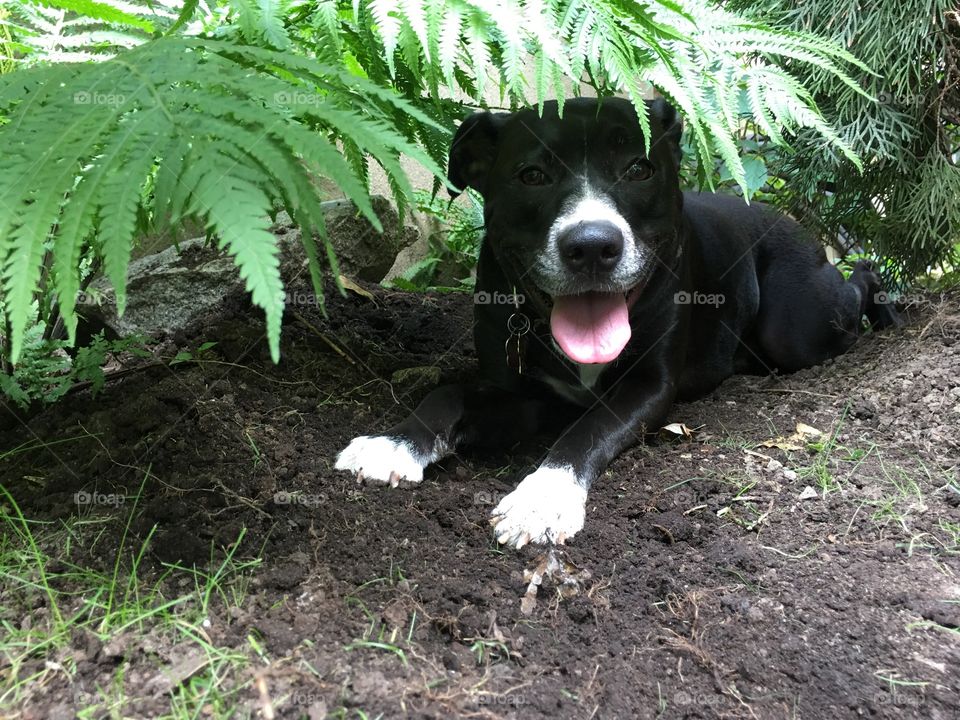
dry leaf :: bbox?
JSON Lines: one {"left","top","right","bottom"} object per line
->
{"left": 759, "top": 421, "right": 824, "bottom": 451}
{"left": 795, "top": 422, "right": 823, "bottom": 439}
{"left": 660, "top": 422, "right": 695, "bottom": 440}
{"left": 338, "top": 275, "right": 376, "bottom": 302}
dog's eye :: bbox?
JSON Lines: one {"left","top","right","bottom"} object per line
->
{"left": 626, "top": 159, "right": 655, "bottom": 182}
{"left": 519, "top": 167, "right": 549, "bottom": 186}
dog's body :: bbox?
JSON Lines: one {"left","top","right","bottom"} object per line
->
{"left": 336, "top": 98, "right": 899, "bottom": 548}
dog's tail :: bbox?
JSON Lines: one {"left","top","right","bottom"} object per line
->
{"left": 850, "top": 260, "right": 904, "bottom": 330}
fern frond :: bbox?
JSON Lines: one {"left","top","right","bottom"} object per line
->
{"left": 54, "top": 109, "right": 170, "bottom": 340}
{"left": 437, "top": 4, "right": 461, "bottom": 87}
{"left": 368, "top": 0, "right": 400, "bottom": 75}
{"left": 256, "top": 0, "right": 292, "bottom": 50}
{"left": 400, "top": 0, "right": 430, "bottom": 61}
{"left": 98, "top": 136, "right": 161, "bottom": 316}
{"left": 6, "top": 0, "right": 162, "bottom": 63}
{"left": 345, "top": 0, "right": 867, "bottom": 197}
{"left": 2, "top": 190, "right": 53, "bottom": 363}
{"left": 494, "top": 0, "right": 526, "bottom": 99}
{"left": 0, "top": 36, "right": 445, "bottom": 363}
{"left": 185, "top": 145, "right": 285, "bottom": 363}
{"left": 311, "top": 0, "right": 343, "bottom": 64}
{"left": 34, "top": 0, "right": 154, "bottom": 32}
{"left": 464, "top": 12, "right": 491, "bottom": 95}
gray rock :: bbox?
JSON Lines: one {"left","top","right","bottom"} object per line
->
{"left": 321, "top": 196, "right": 418, "bottom": 281}
{"left": 78, "top": 236, "right": 239, "bottom": 339}
{"left": 76, "top": 197, "right": 412, "bottom": 341}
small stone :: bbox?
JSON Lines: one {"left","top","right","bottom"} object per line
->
{"left": 783, "top": 469, "right": 798, "bottom": 481}
{"left": 798, "top": 486, "right": 819, "bottom": 501}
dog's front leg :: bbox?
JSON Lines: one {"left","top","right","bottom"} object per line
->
{"left": 336, "top": 384, "right": 547, "bottom": 486}
{"left": 335, "top": 384, "right": 469, "bottom": 486}
{"left": 491, "top": 376, "right": 676, "bottom": 548}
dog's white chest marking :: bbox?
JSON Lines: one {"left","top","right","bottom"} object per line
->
{"left": 578, "top": 362, "right": 607, "bottom": 390}
{"left": 490, "top": 465, "right": 587, "bottom": 548}
{"left": 541, "top": 360, "right": 608, "bottom": 405}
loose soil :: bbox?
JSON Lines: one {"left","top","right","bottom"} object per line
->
{"left": 1, "top": 276, "right": 959, "bottom": 719}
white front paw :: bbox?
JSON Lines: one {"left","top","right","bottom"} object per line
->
{"left": 335, "top": 435, "right": 425, "bottom": 486}
{"left": 491, "top": 465, "right": 587, "bottom": 549}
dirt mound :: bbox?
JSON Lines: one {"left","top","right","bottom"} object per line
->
{"left": 1, "top": 280, "right": 958, "bottom": 719}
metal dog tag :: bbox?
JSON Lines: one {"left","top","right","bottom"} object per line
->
{"left": 505, "top": 312, "right": 531, "bottom": 374}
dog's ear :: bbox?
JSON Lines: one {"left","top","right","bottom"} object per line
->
{"left": 447, "top": 111, "right": 507, "bottom": 198}
{"left": 647, "top": 97, "right": 683, "bottom": 167}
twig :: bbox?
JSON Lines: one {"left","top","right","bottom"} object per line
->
{"left": 291, "top": 310, "right": 355, "bottom": 364}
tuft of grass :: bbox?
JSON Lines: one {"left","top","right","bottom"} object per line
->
{"left": 466, "top": 637, "right": 511, "bottom": 666}
{"left": 343, "top": 639, "right": 409, "bottom": 666}
{"left": 0, "top": 474, "right": 261, "bottom": 716}
{"left": 799, "top": 407, "right": 851, "bottom": 493}
{"left": 868, "top": 458, "right": 926, "bottom": 533}
{"left": 343, "top": 563, "right": 416, "bottom": 667}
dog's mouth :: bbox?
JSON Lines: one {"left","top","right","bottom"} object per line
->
{"left": 548, "top": 286, "right": 644, "bottom": 364}
{"left": 513, "top": 246, "right": 658, "bottom": 364}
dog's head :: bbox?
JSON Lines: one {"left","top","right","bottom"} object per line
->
{"left": 448, "top": 97, "right": 684, "bottom": 364}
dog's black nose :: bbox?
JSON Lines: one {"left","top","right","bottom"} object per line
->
{"left": 557, "top": 221, "right": 624, "bottom": 274}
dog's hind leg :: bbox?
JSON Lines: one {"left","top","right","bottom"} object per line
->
{"left": 754, "top": 252, "right": 900, "bottom": 372}
{"left": 850, "top": 260, "right": 904, "bottom": 330}
{"left": 335, "top": 385, "right": 549, "bottom": 486}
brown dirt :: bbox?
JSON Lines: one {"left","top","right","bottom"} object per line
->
{"left": 1, "top": 277, "right": 959, "bottom": 720}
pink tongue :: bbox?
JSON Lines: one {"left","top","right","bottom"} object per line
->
{"left": 550, "top": 292, "right": 631, "bottom": 364}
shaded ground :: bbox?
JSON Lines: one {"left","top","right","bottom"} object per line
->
{"left": 1, "top": 277, "right": 959, "bottom": 719}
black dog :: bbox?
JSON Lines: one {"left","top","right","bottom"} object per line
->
{"left": 336, "top": 97, "right": 898, "bottom": 548}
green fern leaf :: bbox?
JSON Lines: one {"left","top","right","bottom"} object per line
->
{"left": 437, "top": 4, "right": 461, "bottom": 87}
{"left": 464, "top": 12, "right": 491, "bottom": 95}
{"left": 152, "top": 137, "right": 192, "bottom": 236}
{"left": 186, "top": 147, "right": 285, "bottom": 363}
{"left": 369, "top": 0, "right": 401, "bottom": 75}
{"left": 399, "top": 0, "right": 429, "bottom": 61}
{"left": 55, "top": 110, "right": 168, "bottom": 342}
{"left": 257, "top": 0, "right": 291, "bottom": 50}
{"left": 1, "top": 191, "right": 54, "bottom": 363}
{"left": 98, "top": 141, "right": 160, "bottom": 317}
{"left": 312, "top": 0, "right": 343, "bottom": 63}
{"left": 33, "top": 0, "right": 153, "bottom": 32}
